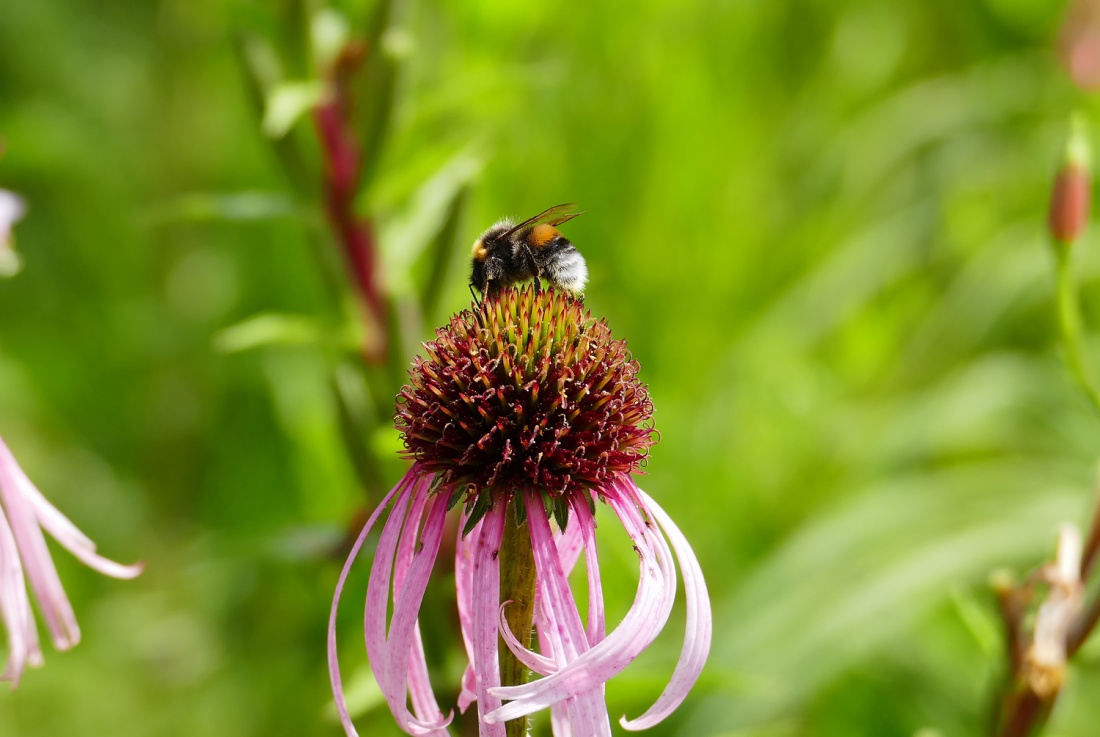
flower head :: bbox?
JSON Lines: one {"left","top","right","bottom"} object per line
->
{"left": 0, "top": 436, "right": 143, "bottom": 686}
{"left": 329, "top": 287, "right": 711, "bottom": 736}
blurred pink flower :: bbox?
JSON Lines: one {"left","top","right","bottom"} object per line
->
{"left": 0, "top": 190, "right": 25, "bottom": 277}
{"left": 328, "top": 289, "right": 711, "bottom": 736}
{"left": 0, "top": 190, "right": 23, "bottom": 244}
{"left": 1060, "top": 0, "right": 1100, "bottom": 90}
{"left": 0, "top": 437, "right": 142, "bottom": 687}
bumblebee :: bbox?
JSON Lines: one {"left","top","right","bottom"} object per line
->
{"left": 469, "top": 203, "right": 587, "bottom": 301}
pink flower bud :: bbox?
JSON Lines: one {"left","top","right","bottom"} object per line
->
{"left": 1050, "top": 164, "right": 1091, "bottom": 244}
{"left": 1050, "top": 117, "right": 1093, "bottom": 248}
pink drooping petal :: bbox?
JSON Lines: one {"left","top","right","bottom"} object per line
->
{"left": 555, "top": 509, "right": 585, "bottom": 575}
{"left": 525, "top": 499, "right": 607, "bottom": 737}
{"left": 328, "top": 470, "right": 410, "bottom": 737}
{"left": 393, "top": 476, "right": 431, "bottom": 594}
{"left": 495, "top": 506, "right": 590, "bottom": 675}
{"left": 487, "top": 494, "right": 612, "bottom": 737}
{"left": 385, "top": 490, "right": 453, "bottom": 734}
{"left": 8, "top": 450, "right": 141, "bottom": 580}
{"left": 0, "top": 500, "right": 38, "bottom": 685}
{"left": 498, "top": 601, "right": 557, "bottom": 675}
{"left": 390, "top": 479, "right": 448, "bottom": 730}
{"left": 0, "top": 449, "right": 79, "bottom": 650}
{"left": 0, "top": 437, "right": 138, "bottom": 686}
{"left": 498, "top": 495, "right": 606, "bottom": 674}
{"left": 470, "top": 503, "right": 507, "bottom": 737}
{"left": 619, "top": 484, "right": 711, "bottom": 731}
{"left": 571, "top": 495, "right": 606, "bottom": 646}
{"left": 457, "top": 663, "right": 478, "bottom": 715}
{"left": 488, "top": 485, "right": 675, "bottom": 718}
{"left": 363, "top": 476, "right": 416, "bottom": 726}
{"left": 537, "top": 618, "right": 572, "bottom": 737}
{"left": 454, "top": 512, "right": 482, "bottom": 714}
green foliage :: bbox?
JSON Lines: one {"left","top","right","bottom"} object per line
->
{"left": 1, "top": 0, "right": 1099, "bottom": 735}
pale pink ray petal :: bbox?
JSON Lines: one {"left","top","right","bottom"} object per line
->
{"left": 6, "top": 447, "right": 141, "bottom": 579}
{"left": 498, "top": 496, "right": 605, "bottom": 674}
{"left": 383, "top": 493, "right": 453, "bottom": 734}
{"left": 0, "top": 501, "right": 37, "bottom": 685}
{"left": 457, "top": 664, "right": 478, "bottom": 715}
{"left": 498, "top": 601, "right": 557, "bottom": 675}
{"left": 391, "top": 476, "right": 451, "bottom": 735}
{"left": 487, "top": 486, "right": 674, "bottom": 717}
{"left": 0, "top": 455, "right": 79, "bottom": 650}
{"left": 470, "top": 503, "right": 507, "bottom": 737}
{"left": 328, "top": 470, "right": 410, "bottom": 737}
{"left": 489, "top": 502, "right": 612, "bottom": 715}
{"left": 571, "top": 495, "right": 606, "bottom": 645}
{"left": 619, "top": 484, "right": 712, "bottom": 731}
{"left": 534, "top": 498, "right": 613, "bottom": 737}
{"left": 364, "top": 475, "right": 416, "bottom": 716}
{"left": 535, "top": 618, "right": 571, "bottom": 737}
{"left": 454, "top": 511, "right": 482, "bottom": 714}
{"left": 487, "top": 495, "right": 612, "bottom": 737}
{"left": 555, "top": 510, "right": 584, "bottom": 575}
{"left": 392, "top": 475, "right": 431, "bottom": 593}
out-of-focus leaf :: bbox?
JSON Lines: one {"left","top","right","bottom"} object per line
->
{"left": 686, "top": 462, "right": 1083, "bottom": 732}
{"left": 355, "top": 0, "right": 402, "bottom": 189}
{"left": 263, "top": 80, "right": 327, "bottom": 138}
{"left": 419, "top": 183, "right": 470, "bottom": 321}
{"left": 145, "top": 192, "right": 300, "bottom": 224}
{"left": 311, "top": 8, "right": 350, "bottom": 71}
{"left": 214, "top": 312, "right": 356, "bottom": 353}
{"left": 378, "top": 149, "right": 481, "bottom": 296}
{"left": 949, "top": 586, "right": 1002, "bottom": 658}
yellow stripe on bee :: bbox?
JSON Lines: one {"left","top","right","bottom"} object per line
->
{"left": 529, "top": 224, "right": 559, "bottom": 249}
{"left": 471, "top": 239, "right": 488, "bottom": 260}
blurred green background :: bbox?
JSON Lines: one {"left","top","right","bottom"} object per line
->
{"left": 2, "top": 0, "right": 1100, "bottom": 735}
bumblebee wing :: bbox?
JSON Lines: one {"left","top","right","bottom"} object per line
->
{"left": 502, "top": 203, "right": 580, "bottom": 238}
{"left": 546, "top": 211, "right": 584, "bottom": 227}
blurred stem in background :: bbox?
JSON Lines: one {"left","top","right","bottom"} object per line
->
{"left": 230, "top": 0, "right": 470, "bottom": 507}
{"left": 991, "top": 116, "right": 1100, "bottom": 737}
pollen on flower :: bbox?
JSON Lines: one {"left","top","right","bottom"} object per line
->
{"left": 394, "top": 286, "right": 656, "bottom": 503}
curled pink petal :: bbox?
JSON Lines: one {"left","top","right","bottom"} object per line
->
{"left": 455, "top": 513, "right": 482, "bottom": 713}
{"left": 498, "top": 600, "right": 557, "bottom": 676}
{"left": 572, "top": 495, "right": 606, "bottom": 645}
{"left": 0, "top": 436, "right": 140, "bottom": 684}
{"left": 619, "top": 485, "right": 712, "bottom": 731}
{"left": 363, "top": 475, "right": 416, "bottom": 724}
{"left": 384, "top": 492, "right": 453, "bottom": 734}
{"left": 555, "top": 509, "right": 585, "bottom": 575}
{"left": 487, "top": 483, "right": 676, "bottom": 720}
{"left": 0, "top": 500, "right": 37, "bottom": 685}
{"left": 388, "top": 478, "right": 450, "bottom": 732}
{"left": 10, "top": 452, "right": 141, "bottom": 579}
{"left": 486, "top": 494, "right": 612, "bottom": 735}
{"left": 470, "top": 503, "right": 507, "bottom": 737}
{"left": 328, "top": 470, "right": 409, "bottom": 737}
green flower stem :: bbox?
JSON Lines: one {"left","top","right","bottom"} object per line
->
{"left": 1055, "top": 249, "right": 1100, "bottom": 417}
{"left": 498, "top": 497, "right": 538, "bottom": 737}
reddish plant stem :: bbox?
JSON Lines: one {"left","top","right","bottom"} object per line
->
{"left": 313, "top": 98, "right": 388, "bottom": 363}
{"left": 998, "top": 690, "right": 1049, "bottom": 737}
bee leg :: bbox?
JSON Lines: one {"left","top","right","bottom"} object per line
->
{"left": 469, "top": 283, "right": 481, "bottom": 306}
{"left": 520, "top": 243, "right": 542, "bottom": 294}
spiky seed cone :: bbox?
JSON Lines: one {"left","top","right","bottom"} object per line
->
{"left": 395, "top": 287, "right": 655, "bottom": 510}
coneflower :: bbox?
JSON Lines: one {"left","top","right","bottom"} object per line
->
{"left": 329, "top": 286, "right": 711, "bottom": 736}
